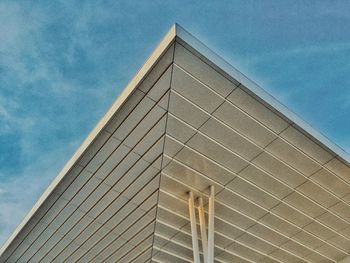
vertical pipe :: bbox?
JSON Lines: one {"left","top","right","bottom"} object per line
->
{"left": 188, "top": 191, "right": 200, "bottom": 263}
{"left": 207, "top": 186, "right": 215, "bottom": 263}
{"left": 198, "top": 197, "right": 208, "bottom": 263}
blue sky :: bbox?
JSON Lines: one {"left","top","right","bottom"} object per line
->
{"left": 1, "top": 0, "right": 350, "bottom": 246}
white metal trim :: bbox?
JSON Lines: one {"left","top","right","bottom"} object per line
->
{"left": 198, "top": 197, "right": 208, "bottom": 263}
{"left": 188, "top": 191, "right": 200, "bottom": 263}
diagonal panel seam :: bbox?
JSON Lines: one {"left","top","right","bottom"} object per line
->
{"left": 150, "top": 41, "right": 176, "bottom": 262}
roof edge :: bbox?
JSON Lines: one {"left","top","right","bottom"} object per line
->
{"left": 0, "top": 24, "right": 177, "bottom": 256}
{"left": 175, "top": 24, "right": 350, "bottom": 165}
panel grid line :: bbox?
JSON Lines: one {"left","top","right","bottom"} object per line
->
{"left": 162, "top": 131, "right": 345, "bottom": 259}
{"left": 158, "top": 181, "right": 333, "bottom": 262}
{"left": 167, "top": 87, "right": 350, "bottom": 246}
{"left": 156, "top": 204, "right": 286, "bottom": 263}
{"left": 25, "top": 83, "right": 171, "bottom": 262}
{"left": 162, "top": 136, "right": 345, "bottom": 259}
{"left": 152, "top": 53, "right": 239, "bottom": 261}
{"left": 173, "top": 59, "right": 350, "bottom": 207}
{"left": 150, "top": 42, "right": 176, "bottom": 262}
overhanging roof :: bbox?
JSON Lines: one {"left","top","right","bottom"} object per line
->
{"left": 1, "top": 24, "right": 350, "bottom": 262}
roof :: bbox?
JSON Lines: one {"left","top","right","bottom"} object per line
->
{"left": 1, "top": 24, "right": 350, "bottom": 262}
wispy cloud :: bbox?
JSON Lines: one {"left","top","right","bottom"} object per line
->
{"left": 0, "top": 1, "right": 111, "bottom": 246}
{"left": 250, "top": 42, "right": 350, "bottom": 64}
{"left": 0, "top": 140, "right": 78, "bottom": 246}
{"left": 0, "top": 0, "right": 145, "bottom": 246}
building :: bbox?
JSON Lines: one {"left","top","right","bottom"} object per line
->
{"left": 1, "top": 24, "right": 350, "bottom": 263}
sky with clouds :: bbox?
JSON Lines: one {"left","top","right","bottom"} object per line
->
{"left": 1, "top": 0, "right": 350, "bottom": 246}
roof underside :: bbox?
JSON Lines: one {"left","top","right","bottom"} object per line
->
{"left": 2, "top": 25, "right": 350, "bottom": 263}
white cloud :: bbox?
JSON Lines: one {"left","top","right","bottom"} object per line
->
{"left": 250, "top": 42, "right": 350, "bottom": 64}
{"left": 0, "top": 1, "right": 122, "bottom": 247}
{"left": 0, "top": 138, "right": 79, "bottom": 247}
{"left": 0, "top": 1, "right": 86, "bottom": 246}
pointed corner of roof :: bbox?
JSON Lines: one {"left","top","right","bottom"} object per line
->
{"left": 170, "top": 23, "right": 200, "bottom": 45}
{"left": 171, "top": 22, "right": 183, "bottom": 35}
{"left": 165, "top": 23, "right": 188, "bottom": 43}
